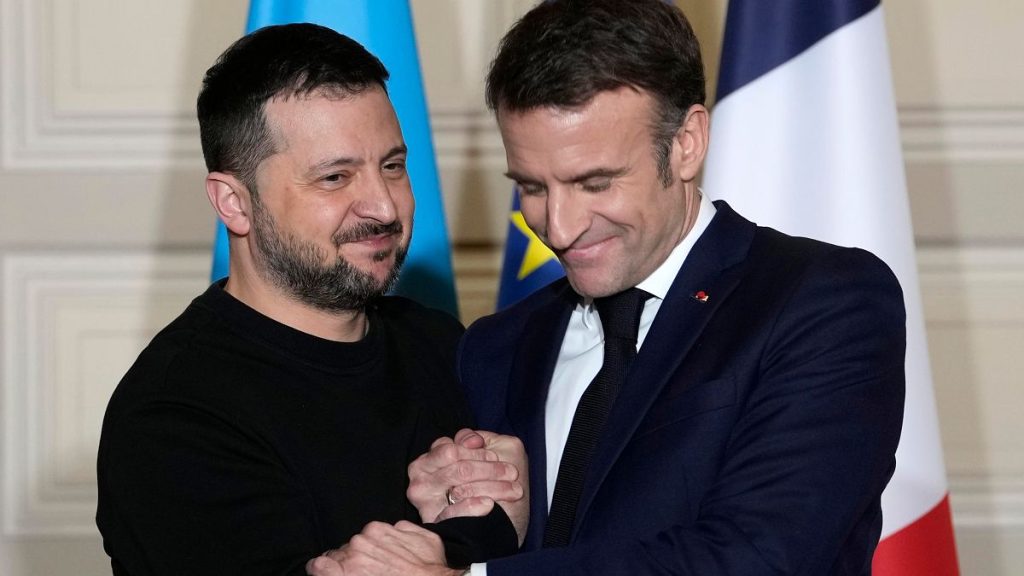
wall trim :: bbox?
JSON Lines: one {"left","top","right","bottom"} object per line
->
{"left": 2, "top": 251, "right": 209, "bottom": 535}
{"left": 0, "top": 0, "right": 200, "bottom": 169}
{"left": 950, "top": 474, "right": 1024, "bottom": 529}
{"left": 901, "top": 105, "right": 1024, "bottom": 163}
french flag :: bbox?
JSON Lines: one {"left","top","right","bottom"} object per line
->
{"left": 703, "top": 1, "right": 960, "bottom": 574}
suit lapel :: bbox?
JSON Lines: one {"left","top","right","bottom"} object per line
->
{"left": 572, "top": 201, "right": 756, "bottom": 538}
{"left": 505, "top": 282, "right": 576, "bottom": 549}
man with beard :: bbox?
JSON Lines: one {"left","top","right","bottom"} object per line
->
{"left": 95, "top": 24, "right": 523, "bottom": 576}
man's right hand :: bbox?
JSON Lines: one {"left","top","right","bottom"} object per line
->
{"left": 306, "top": 520, "right": 462, "bottom": 576}
{"left": 408, "top": 429, "right": 529, "bottom": 545}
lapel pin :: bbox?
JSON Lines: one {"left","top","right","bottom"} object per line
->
{"left": 693, "top": 290, "right": 709, "bottom": 303}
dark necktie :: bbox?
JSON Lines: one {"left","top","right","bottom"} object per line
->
{"left": 543, "top": 287, "right": 650, "bottom": 548}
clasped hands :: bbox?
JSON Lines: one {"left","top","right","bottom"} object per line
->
{"left": 306, "top": 429, "right": 529, "bottom": 576}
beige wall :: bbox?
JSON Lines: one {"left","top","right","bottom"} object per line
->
{"left": 0, "top": 0, "right": 1020, "bottom": 573}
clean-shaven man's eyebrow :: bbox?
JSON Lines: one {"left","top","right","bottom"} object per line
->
{"left": 503, "top": 170, "right": 538, "bottom": 185}
{"left": 504, "top": 166, "right": 627, "bottom": 184}
{"left": 381, "top": 144, "right": 408, "bottom": 161}
{"left": 566, "top": 166, "right": 628, "bottom": 183}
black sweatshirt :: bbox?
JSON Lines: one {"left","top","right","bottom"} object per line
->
{"left": 97, "top": 282, "right": 514, "bottom": 575}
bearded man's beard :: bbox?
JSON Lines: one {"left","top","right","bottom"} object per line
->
{"left": 250, "top": 198, "right": 407, "bottom": 312}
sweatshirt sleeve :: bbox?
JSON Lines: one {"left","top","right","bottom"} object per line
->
{"left": 97, "top": 399, "right": 319, "bottom": 576}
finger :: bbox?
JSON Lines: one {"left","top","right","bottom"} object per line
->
{"left": 472, "top": 429, "right": 501, "bottom": 442}
{"left": 393, "top": 519, "right": 427, "bottom": 533}
{"left": 430, "top": 436, "right": 455, "bottom": 449}
{"left": 349, "top": 523, "right": 420, "bottom": 564}
{"left": 323, "top": 545, "right": 349, "bottom": 563}
{"left": 475, "top": 432, "right": 526, "bottom": 458}
{"left": 392, "top": 521, "right": 446, "bottom": 563}
{"left": 306, "top": 554, "right": 346, "bottom": 576}
{"left": 454, "top": 428, "right": 486, "bottom": 449}
{"left": 360, "top": 521, "right": 444, "bottom": 565}
{"left": 440, "top": 445, "right": 498, "bottom": 463}
{"left": 407, "top": 449, "right": 501, "bottom": 515}
{"left": 448, "top": 480, "right": 524, "bottom": 504}
{"left": 413, "top": 443, "right": 498, "bottom": 474}
{"left": 412, "top": 454, "right": 512, "bottom": 493}
{"left": 435, "top": 497, "right": 496, "bottom": 522}
{"left": 392, "top": 522, "right": 440, "bottom": 548}
{"left": 443, "top": 459, "right": 519, "bottom": 486}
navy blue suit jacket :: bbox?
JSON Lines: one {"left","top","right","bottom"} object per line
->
{"left": 457, "top": 201, "right": 906, "bottom": 575}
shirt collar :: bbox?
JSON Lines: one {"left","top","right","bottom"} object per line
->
{"left": 635, "top": 189, "right": 716, "bottom": 301}
{"left": 580, "top": 190, "right": 716, "bottom": 327}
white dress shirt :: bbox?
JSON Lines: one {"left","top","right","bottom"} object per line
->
{"left": 471, "top": 192, "right": 715, "bottom": 575}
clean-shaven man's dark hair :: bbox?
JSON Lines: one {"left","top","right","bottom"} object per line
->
{"left": 197, "top": 23, "right": 389, "bottom": 195}
{"left": 486, "top": 0, "right": 706, "bottom": 185}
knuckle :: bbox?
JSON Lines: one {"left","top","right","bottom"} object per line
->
{"left": 349, "top": 534, "right": 367, "bottom": 551}
{"left": 439, "top": 443, "right": 459, "bottom": 462}
{"left": 408, "top": 457, "right": 424, "bottom": 476}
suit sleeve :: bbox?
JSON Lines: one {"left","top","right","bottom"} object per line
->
{"left": 485, "top": 248, "right": 907, "bottom": 575}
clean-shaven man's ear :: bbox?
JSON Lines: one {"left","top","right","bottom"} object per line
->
{"left": 674, "top": 103, "right": 710, "bottom": 183}
{"left": 205, "top": 172, "right": 251, "bottom": 237}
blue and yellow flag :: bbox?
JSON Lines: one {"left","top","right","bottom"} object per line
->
{"left": 495, "top": 190, "right": 564, "bottom": 310}
{"left": 211, "top": 0, "right": 458, "bottom": 317}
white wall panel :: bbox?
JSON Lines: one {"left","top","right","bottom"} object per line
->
{"left": 920, "top": 247, "right": 1024, "bottom": 535}
{"left": 0, "top": 0, "right": 246, "bottom": 169}
{"left": 888, "top": 1, "right": 1024, "bottom": 163}
{"left": 2, "top": 252, "right": 208, "bottom": 535}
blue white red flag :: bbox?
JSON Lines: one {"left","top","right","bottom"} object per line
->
{"left": 703, "top": 1, "right": 959, "bottom": 573}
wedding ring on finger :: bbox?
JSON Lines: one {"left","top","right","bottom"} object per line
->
{"left": 445, "top": 487, "right": 457, "bottom": 506}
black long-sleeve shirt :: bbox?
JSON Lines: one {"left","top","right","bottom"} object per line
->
{"left": 97, "top": 282, "right": 504, "bottom": 575}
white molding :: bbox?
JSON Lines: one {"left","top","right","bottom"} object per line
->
{"left": 432, "top": 106, "right": 1024, "bottom": 172}
{"left": 431, "top": 111, "right": 505, "bottom": 169}
{"left": 0, "top": 0, "right": 513, "bottom": 171}
{"left": 917, "top": 246, "right": 1024, "bottom": 529}
{"left": 950, "top": 474, "right": 1024, "bottom": 528}
{"left": 900, "top": 106, "right": 1024, "bottom": 163}
{"left": 3, "top": 0, "right": 1022, "bottom": 169}
{"left": 0, "top": 0, "right": 202, "bottom": 170}
{"left": 917, "top": 245, "right": 1024, "bottom": 323}
{"left": 2, "top": 251, "right": 209, "bottom": 535}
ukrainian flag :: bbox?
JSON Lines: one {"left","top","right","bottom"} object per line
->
{"left": 211, "top": 0, "right": 458, "bottom": 318}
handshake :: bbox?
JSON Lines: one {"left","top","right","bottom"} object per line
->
{"left": 306, "top": 429, "right": 529, "bottom": 576}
